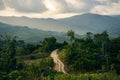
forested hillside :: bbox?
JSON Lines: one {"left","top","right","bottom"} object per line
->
{"left": 0, "top": 22, "right": 81, "bottom": 43}
{"left": 0, "top": 30, "right": 120, "bottom": 80}
{"left": 0, "top": 13, "right": 120, "bottom": 36}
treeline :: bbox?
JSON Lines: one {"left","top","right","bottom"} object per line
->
{"left": 0, "top": 31, "right": 120, "bottom": 80}
{"left": 60, "top": 30, "right": 120, "bottom": 74}
{"left": 0, "top": 34, "right": 67, "bottom": 80}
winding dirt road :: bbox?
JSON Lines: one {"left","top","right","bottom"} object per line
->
{"left": 50, "top": 49, "right": 67, "bottom": 74}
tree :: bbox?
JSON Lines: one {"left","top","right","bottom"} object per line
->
{"left": 0, "top": 34, "right": 17, "bottom": 72}
{"left": 40, "top": 37, "right": 57, "bottom": 53}
{"left": 86, "top": 32, "right": 93, "bottom": 42}
{"left": 94, "top": 31, "right": 109, "bottom": 47}
{"left": 67, "top": 30, "right": 75, "bottom": 42}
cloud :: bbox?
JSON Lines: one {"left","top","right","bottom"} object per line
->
{"left": 67, "top": 0, "right": 101, "bottom": 12}
{"left": 97, "top": 0, "right": 120, "bottom": 4}
{"left": 0, "top": 0, "right": 5, "bottom": 10}
{"left": 0, "top": 0, "right": 120, "bottom": 18}
{"left": 109, "top": 0, "right": 119, "bottom": 3}
{"left": 2, "top": 0, "right": 101, "bottom": 13}
{"left": 91, "top": 0, "right": 120, "bottom": 15}
{"left": 44, "top": 0, "right": 101, "bottom": 13}
{"left": 44, "top": 0, "right": 68, "bottom": 13}
{"left": 3, "top": 0, "right": 47, "bottom": 13}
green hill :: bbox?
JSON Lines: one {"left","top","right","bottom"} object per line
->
{"left": 0, "top": 22, "right": 78, "bottom": 43}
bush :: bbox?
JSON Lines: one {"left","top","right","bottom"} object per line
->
{"left": 8, "top": 70, "right": 24, "bottom": 80}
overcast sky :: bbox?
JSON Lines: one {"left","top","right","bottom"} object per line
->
{"left": 0, "top": 0, "right": 120, "bottom": 18}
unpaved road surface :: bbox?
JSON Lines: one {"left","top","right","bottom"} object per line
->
{"left": 50, "top": 49, "right": 67, "bottom": 74}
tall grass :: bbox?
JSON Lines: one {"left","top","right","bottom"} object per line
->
{"left": 42, "top": 72, "right": 120, "bottom": 80}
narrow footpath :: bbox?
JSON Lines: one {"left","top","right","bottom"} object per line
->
{"left": 50, "top": 49, "right": 67, "bottom": 74}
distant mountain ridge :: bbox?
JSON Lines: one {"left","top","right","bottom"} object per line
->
{"left": 0, "top": 16, "right": 69, "bottom": 32}
{"left": 58, "top": 13, "right": 120, "bottom": 36}
{"left": 112, "top": 15, "right": 120, "bottom": 21}
{"left": 0, "top": 13, "right": 120, "bottom": 36}
{"left": 0, "top": 22, "right": 75, "bottom": 43}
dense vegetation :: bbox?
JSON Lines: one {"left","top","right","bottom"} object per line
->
{"left": 60, "top": 31, "right": 120, "bottom": 74}
{"left": 0, "top": 30, "right": 120, "bottom": 80}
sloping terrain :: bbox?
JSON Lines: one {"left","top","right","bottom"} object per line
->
{"left": 0, "top": 13, "right": 120, "bottom": 36}
{"left": 58, "top": 13, "right": 120, "bottom": 36}
{"left": 0, "top": 22, "right": 70, "bottom": 43}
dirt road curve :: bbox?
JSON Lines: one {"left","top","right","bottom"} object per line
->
{"left": 50, "top": 49, "right": 67, "bottom": 74}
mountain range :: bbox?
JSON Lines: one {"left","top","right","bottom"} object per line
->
{"left": 0, "top": 13, "right": 120, "bottom": 36}
{"left": 58, "top": 13, "right": 120, "bottom": 36}
{"left": 0, "top": 13, "right": 120, "bottom": 42}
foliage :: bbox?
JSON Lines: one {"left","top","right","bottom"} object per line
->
{"left": 40, "top": 37, "right": 57, "bottom": 53}
{"left": 0, "top": 34, "right": 17, "bottom": 72}
{"left": 43, "top": 72, "right": 120, "bottom": 80}
{"left": 39, "top": 37, "right": 68, "bottom": 53}
{"left": 60, "top": 31, "right": 120, "bottom": 73}
{"left": 0, "top": 31, "right": 120, "bottom": 80}
{"left": 22, "top": 57, "right": 55, "bottom": 80}
{"left": 16, "top": 42, "right": 39, "bottom": 56}
{"left": 67, "top": 30, "right": 75, "bottom": 42}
